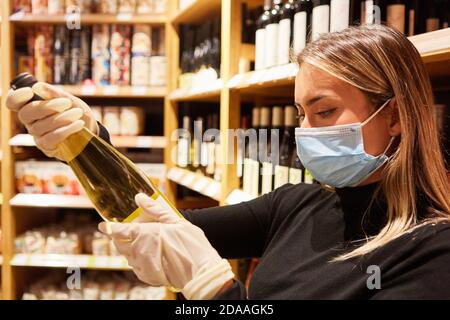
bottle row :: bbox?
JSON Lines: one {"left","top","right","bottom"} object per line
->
{"left": 16, "top": 24, "right": 166, "bottom": 87}
{"left": 176, "top": 112, "right": 223, "bottom": 181}
{"left": 13, "top": 0, "right": 166, "bottom": 15}
{"left": 178, "top": 19, "right": 221, "bottom": 89}
{"left": 240, "top": 0, "right": 450, "bottom": 71}
{"left": 15, "top": 161, "right": 164, "bottom": 195}
{"left": 22, "top": 271, "right": 166, "bottom": 300}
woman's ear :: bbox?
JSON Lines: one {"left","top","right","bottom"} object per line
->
{"left": 387, "top": 98, "right": 401, "bottom": 137}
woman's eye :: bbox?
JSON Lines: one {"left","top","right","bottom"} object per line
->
{"left": 316, "top": 108, "right": 336, "bottom": 118}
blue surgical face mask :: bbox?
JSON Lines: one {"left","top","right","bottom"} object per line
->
{"left": 295, "top": 99, "right": 394, "bottom": 188}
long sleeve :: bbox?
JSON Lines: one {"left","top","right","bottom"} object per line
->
{"left": 181, "top": 193, "right": 275, "bottom": 259}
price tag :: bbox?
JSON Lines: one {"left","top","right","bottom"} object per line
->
{"left": 227, "top": 74, "right": 244, "bottom": 88}
{"left": 181, "top": 173, "right": 195, "bottom": 187}
{"left": 116, "top": 13, "right": 132, "bottom": 21}
{"left": 205, "top": 182, "right": 221, "bottom": 199}
{"left": 193, "top": 177, "right": 209, "bottom": 192}
{"left": 81, "top": 85, "right": 96, "bottom": 96}
{"left": 103, "top": 86, "right": 119, "bottom": 96}
{"left": 95, "top": 256, "right": 110, "bottom": 268}
{"left": 247, "top": 70, "right": 262, "bottom": 85}
{"left": 132, "top": 86, "right": 148, "bottom": 96}
{"left": 135, "top": 136, "right": 149, "bottom": 148}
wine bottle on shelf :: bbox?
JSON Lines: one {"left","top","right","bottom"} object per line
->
{"left": 407, "top": 0, "right": 421, "bottom": 36}
{"left": 441, "top": 0, "right": 449, "bottom": 29}
{"left": 11, "top": 73, "right": 183, "bottom": 223}
{"left": 350, "top": 0, "right": 362, "bottom": 26}
{"left": 212, "top": 114, "right": 222, "bottom": 181}
{"left": 364, "top": 0, "right": 386, "bottom": 25}
{"left": 278, "top": 0, "right": 296, "bottom": 65}
{"left": 426, "top": 0, "right": 440, "bottom": 32}
{"left": 387, "top": 0, "right": 406, "bottom": 34}
{"left": 260, "top": 106, "right": 276, "bottom": 195}
{"left": 274, "top": 106, "right": 297, "bottom": 189}
{"left": 330, "top": 0, "right": 350, "bottom": 32}
{"left": 265, "top": 0, "right": 283, "bottom": 68}
{"left": 237, "top": 115, "right": 251, "bottom": 188}
{"left": 205, "top": 114, "right": 216, "bottom": 178}
{"left": 178, "top": 114, "right": 191, "bottom": 169}
{"left": 255, "top": 0, "right": 272, "bottom": 70}
{"left": 289, "top": 146, "right": 304, "bottom": 185}
{"left": 192, "top": 117, "right": 204, "bottom": 173}
{"left": 312, "top": 0, "right": 331, "bottom": 41}
{"left": 293, "top": 0, "right": 313, "bottom": 54}
{"left": 243, "top": 107, "right": 261, "bottom": 196}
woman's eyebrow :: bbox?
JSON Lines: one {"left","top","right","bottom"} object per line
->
{"left": 295, "top": 95, "right": 328, "bottom": 109}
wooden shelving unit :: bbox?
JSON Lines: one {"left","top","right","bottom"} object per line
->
{"left": 0, "top": 0, "right": 173, "bottom": 300}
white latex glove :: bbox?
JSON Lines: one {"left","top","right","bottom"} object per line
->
{"left": 98, "top": 193, "right": 235, "bottom": 300}
{"left": 6, "top": 82, "right": 99, "bottom": 161}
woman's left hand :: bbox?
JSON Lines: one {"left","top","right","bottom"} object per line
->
{"left": 98, "top": 193, "right": 235, "bottom": 300}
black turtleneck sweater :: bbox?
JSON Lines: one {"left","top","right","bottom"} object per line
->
{"left": 96, "top": 123, "right": 450, "bottom": 299}
{"left": 182, "top": 182, "right": 450, "bottom": 299}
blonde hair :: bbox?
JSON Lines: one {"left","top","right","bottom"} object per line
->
{"left": 297, "top": 24, "right": 450, "bottom": 261}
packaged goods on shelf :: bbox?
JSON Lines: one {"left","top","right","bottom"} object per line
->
{"left": 120, "top": 107, "right": 145, "bottom": 136}
{"left": 22, "top": 271, "right": 166, "bottom": 300}
{"left": 14, "top": 217, "right": 121, "bottom": 256}
{"left": 91, "top": 25, "right": 111, "bottom": 86}
{"left": 131, "top": 25, "right": 152, "bottom": 86}
{"left": 103, "top": 107, "right": 121, "bottom": 135}
{"left": 110, "top": 25, "right": 132, "bottom": 85}
{"left": 16, "top": 0, "right": 167, "bottom": 14}
{"left": 34, "top": 25, "right": 54, "bottom": 83}
{"left": 16, "top": 161, "right": 83, "bottom": 195}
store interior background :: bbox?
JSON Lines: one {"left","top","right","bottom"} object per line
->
{"left": 0, "top": 0, "right": 449, "bottom": 300}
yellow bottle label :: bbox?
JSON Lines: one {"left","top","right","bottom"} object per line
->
{"left": 59, "top": 128, "right": 93, "bottom": 162}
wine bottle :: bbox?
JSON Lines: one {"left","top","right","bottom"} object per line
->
{"left": 260, "top": 106, "right": 277, "bottom": 195}
{"left": 205, "top": 114, "right": 216, "bottom": 178}
{"left": 293, "top": 0, "right": 313, "bottom": 54}
{"left": 192, "top": 117, "right": 203, "bottom": 172}
{"left": 265, "top": 0, "right": 283, "bottom": 68}
{"left": 387, "top": 0, "right": 406, "bottom": 33}
{"left": 330, "top": 0, "right": 350, "bottom": 32}
{"left": 237, "top": 115, "right": 250, "bottom": 187}
{"left": 441, "top": 0, "right": 449, "bottom": 29}
{"left": 255, "top": 1, "right": 271, "bottom": 70}
{"left": 278, "top": 0, "right": 296, "bottom": 65}
{"left": 178, "top": 114, "right": 191, "bottom": 168}
{"left": 289, "top": 147, "right": 304, "bottom": 184}
{"left": 212, "top": 114, "right": 222, "bottom": 181}
{"left": 312, "top": 0, "right": 330, "bottom": 41}
{"left": 274, "top": 106, "right": 297, "bottom": 189}
{"left": 11, "top": 73, "right": 183, "bottom": 223}
{"left": 243, "top": 107, "right": 261, "bottom": 196}
{"left": 364, "top": 0, "right": 386, "bottom": 25}
{"left": 426, "top": 0, "right": 440, "bottom": 32}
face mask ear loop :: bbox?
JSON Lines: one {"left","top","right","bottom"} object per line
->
{"left": 361, "top": 98, "right": 392, "bottom": 127}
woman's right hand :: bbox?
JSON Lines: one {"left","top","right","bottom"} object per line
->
{"left": 6, "top": 82, "right": 99, "bottom": 161}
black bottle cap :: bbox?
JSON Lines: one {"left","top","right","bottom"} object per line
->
{"left": 10, "top": 73, "right": 43, "bottom": 101}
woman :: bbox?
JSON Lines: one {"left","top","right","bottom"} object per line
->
{"left": 7, "top": 25, "right": 450, "bottom": 299}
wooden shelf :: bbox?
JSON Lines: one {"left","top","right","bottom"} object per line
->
{"left": 10, "top": 134, "right": 166, "bottom": 149}
{"left": 171, "top": 0, "right": 221, "bottom": 25}
{"left": 9, "top": 12, "right": 167, "bottom": 25}
{"left": 167, "top": 167, "right": 221, "bottom": 201}
{"left": 10, "top": 254, "right": 130, "bottom": 270}
{"left": 225, "top": 189, "right": 256, "bottom": 205}
{"left": 169, "top": 79, "right": 223, "bottom": 102}
{"left": 10, "top": 194, "right": 93, "bottom": 209}
{"left": 55, "top": 85, "right": 167, "bottom": 98}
